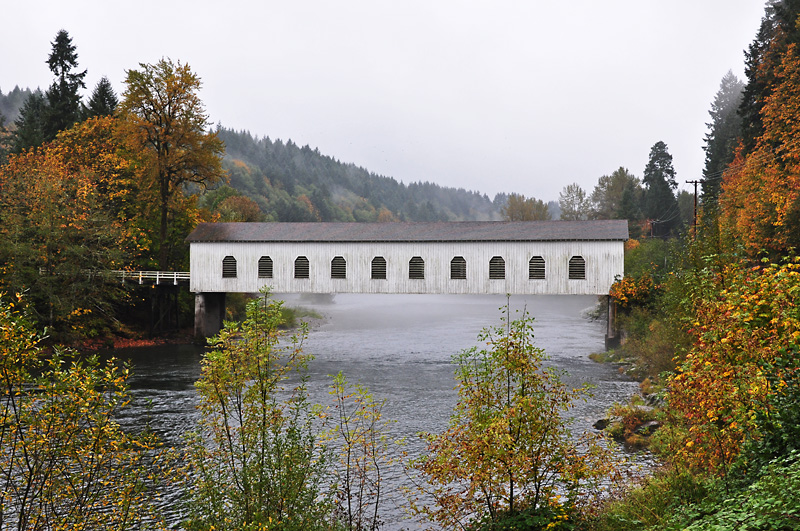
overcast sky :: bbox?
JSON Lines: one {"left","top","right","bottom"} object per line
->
{"left": 2, "top": 1, "right": 768, "bottom": 201}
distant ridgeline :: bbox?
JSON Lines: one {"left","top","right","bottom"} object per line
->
{"left": 209, "top": 128, "right": 502, "bottom": 223}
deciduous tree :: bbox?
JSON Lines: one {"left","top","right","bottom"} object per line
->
{"left": 720, "top": 42, "right": 800, "bottom": 255}
{"left": 185, "top": 291, "right": 333, "bottom": 530}
{"left": 501, "top": 193, "right": 551, "bottom": 221}
{"left": 559, "top": 183, "right": 590, "bottom": 220}
{"left": 0, "top": 116, "right": 144, "bottom": 339}
{"left": 590, "top": 167, "right": 641, "bottom": 220}
{"left": 0, "top": 294, "right": 174, "bottom": 529}
{"left": 409, "top": 302, "right": 614, "bottom": 529}
{"left": 120, "top": 58, "right": 224, "bottom": 269}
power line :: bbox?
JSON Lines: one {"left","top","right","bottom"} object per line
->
{"left": 701, "top": 136, "right": 800, "bottom": 184}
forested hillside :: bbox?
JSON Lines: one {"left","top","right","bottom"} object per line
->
{"left": 208, "top": 128, "right": 500, "bottom": 222}
{"left": 0, "top": 86, "right": 33, "bottom": 124}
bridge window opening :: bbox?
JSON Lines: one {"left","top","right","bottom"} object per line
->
{"left": 450, "top": 256, "right": 467, "bottom": 280}
{"left": 489, "top": 256, "right": 505, "bottom": 279}
{"left": 295, "top": 256, "right": 310, "bottom": 279}
{"left": 371, "top": 256, "right": 387, "bottom": 280}
{"left": 529, "top": 256, "right": 545, "bottom": 279}
{"left": 409, "top": 256, "right": 425, "bottom": 279}
{"left": 569, "top": 256, "right": 586, "bottom": 280}
{"left": 331, "top": 256, "right": 347, "bottom": 279}
{"left": 258, "top": 256, "right": 273, "bottom": 278}
{"left": 222, "top": 256, "right": 237, "bottom": 278}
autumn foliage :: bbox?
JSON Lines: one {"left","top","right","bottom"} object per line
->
{"left": 720, "top": 43, "right": 800, "bottom": 256}
{"left": 0, "top": 294, "right": 175, "bottom": 528}
{"left": 409, "top": 303, "right": 616, "bottom": 530}
{"left": 658, "top": 259, "right": 800, "bottom": 476}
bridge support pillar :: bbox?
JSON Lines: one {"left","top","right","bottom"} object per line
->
{"left": 195, "top": 292, "right": 226, "bottom": 340}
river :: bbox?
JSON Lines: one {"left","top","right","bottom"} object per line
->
{"left": 114, "top": 293, "right": 641, "bottom": 529}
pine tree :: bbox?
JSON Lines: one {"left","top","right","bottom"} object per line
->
{"left": 642, "top": 141, "right": 678, "bottom": 237}
{"left": 43, "top": 30, "right": 86, "bottom": 140}
{"left": 85, "top": 76, "right": 118, "bottom": 118}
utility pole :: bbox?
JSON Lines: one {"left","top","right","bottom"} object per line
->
{"left": 686, "top": 179, "right": 701, "bottom": 239}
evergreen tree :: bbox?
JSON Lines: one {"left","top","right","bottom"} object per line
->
{"left": 701, "top": 71, "right": 744, "bottom": 207}
{"left": 85, "top": 76, "right": 118, "bottom": 118}
{"left": 642, "top": 141, "right": 678, "bottom": 237}
{"left": 43, "top": 30, "right": 86, "bottom": 141}
{"left": 617, "top": 179, "right": 644, "bottom": 239}
{"left": 739, "top": 0, "right": 800, "bottom": 152}
{"left": 12, "top": 91, "right": 48, "bottom": 153}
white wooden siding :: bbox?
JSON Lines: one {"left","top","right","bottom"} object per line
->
{"left": 190, "top": 241, "right": 623, "bottom": 295}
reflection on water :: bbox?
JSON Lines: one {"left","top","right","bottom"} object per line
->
{"left": 113, "top": 294, "right": 641, "bottom": 530}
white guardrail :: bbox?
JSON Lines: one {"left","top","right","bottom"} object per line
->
{"left": 111, "top": 270, "right": 191, "bottom": 285}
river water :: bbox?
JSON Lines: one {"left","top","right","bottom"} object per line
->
{"left": 114, "top": 294, "right": 641, "bottom": 529}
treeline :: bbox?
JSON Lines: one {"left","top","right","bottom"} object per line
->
{"left": 502, "top": 143, "right": 696, "bottom": 240}
{"left": 205, "top": 128, "right": 500, "bottom": 223}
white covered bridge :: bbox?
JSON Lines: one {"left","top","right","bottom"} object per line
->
{"left": 186, "top": 220, "right": 628, "bottom": 338}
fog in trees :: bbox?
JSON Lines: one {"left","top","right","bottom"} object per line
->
{"left": 701, "top": 71, "right": 744, "bottom": 208}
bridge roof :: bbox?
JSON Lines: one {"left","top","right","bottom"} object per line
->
{"left": 187, "top": 220, "right": 629, "bottom": 243}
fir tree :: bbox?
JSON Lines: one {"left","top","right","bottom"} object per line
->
{"left": 43, "top": 30, "right": 86, "bottom": 140}
{"left": 739, "top": 0, "right": 800, "bottom": 152}
{"left": 701, "top": 71, "right": 744, "bottom": 208}
{"left": 642, "top": 141, "right": 679, "bottom": 237}
{"left": 85, "top": 76, "right": 118, "bottom": 118}
{"left": 12, "top": 91, "right": 48, "bottom": 153}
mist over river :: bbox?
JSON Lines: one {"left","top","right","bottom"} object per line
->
{"left": 113, "top": 294, "right": 642, "bottom": 529}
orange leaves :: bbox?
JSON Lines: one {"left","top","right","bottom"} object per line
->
{"left": 665, "top": 259, "right": 800, "bottom": 474}
{"left": 719, "top": 43, "right": 800, "bottom": 256}
{"left": 609, "top": 273, "right": 655, "bottom": 308}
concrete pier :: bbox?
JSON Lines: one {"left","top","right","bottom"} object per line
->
{"left": 194, "top": 292, "right": 226, "bottom": 340}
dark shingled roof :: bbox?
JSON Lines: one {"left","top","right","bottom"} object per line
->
{"left": 187, "top": 220, "right": 629, "bottom": 243}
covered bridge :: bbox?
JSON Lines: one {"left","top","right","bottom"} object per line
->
{"left": 186, "top": 220, "right": 628, "bottom": 337}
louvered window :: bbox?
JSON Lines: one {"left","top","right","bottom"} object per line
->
{"left": 331, "top": 256, "right": 347, "bottom": 279}
{"left": 222, "top": 256, "right": 237, "bottom": 278}
{"left": 371, "top": 256, "right": 387, "bottom": 280}
{"left": 409, "top": 256, "right": 425, "bottom": 279}
{"left": 489, "top": 256, "right": 505, "bottom": 279}
{"left": 450, "top": 256, "right": 467, "bottom": 280}
{"left": 569, "top": 256, "right": 586, "bottom": 280}
{"left": 295, "top": 256, "right": 310, "bottom": 279}
{"left": 529, "top": 256, "right": 545, "bottom": 279}
{"left": 258, "top": 256, "right": 273, "bottom": 278}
